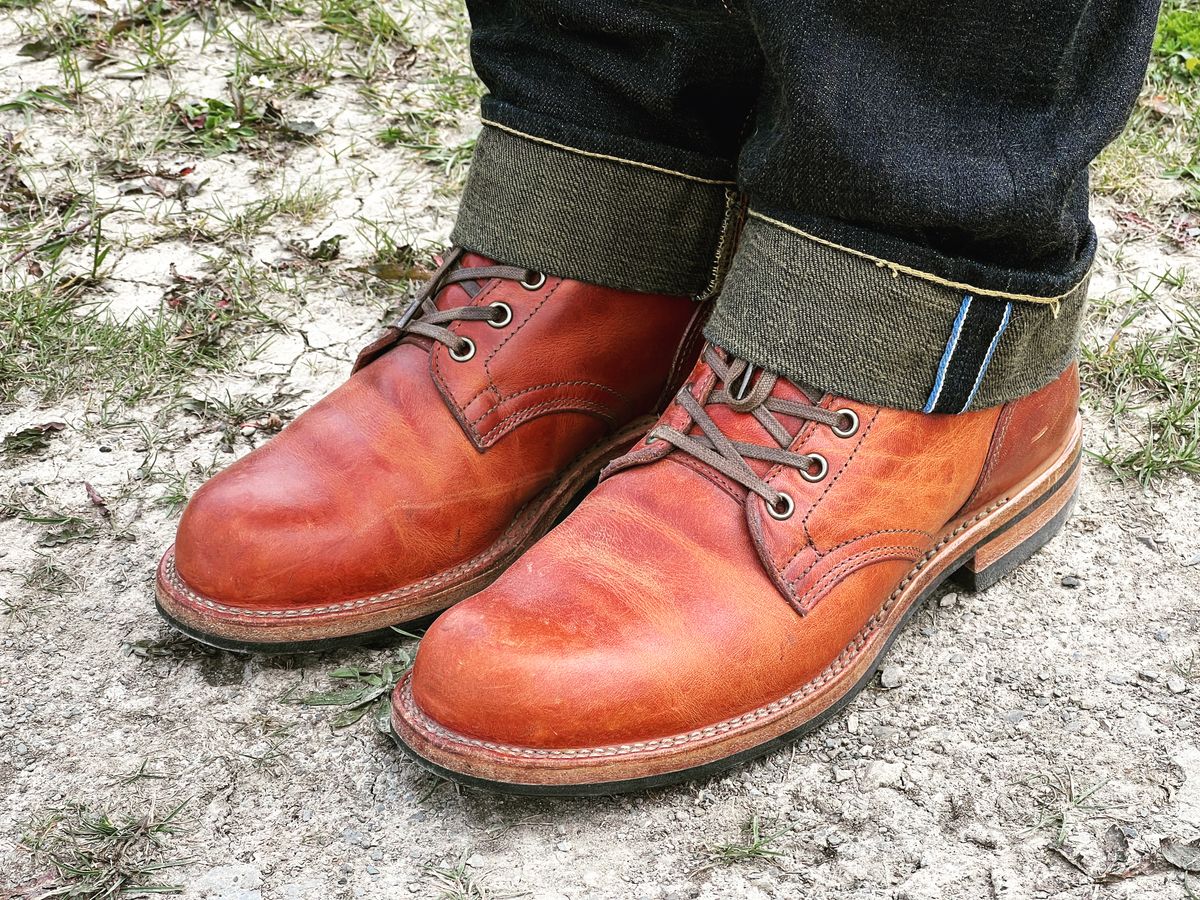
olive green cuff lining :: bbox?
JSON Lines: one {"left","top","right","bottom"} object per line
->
{"left": 452, "top": 124, "right": 735, "bottom": 297}
{"left": 706, "top": 214, "right": 1087, "bottom": 412}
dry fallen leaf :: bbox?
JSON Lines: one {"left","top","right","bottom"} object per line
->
{"left": 1162, "top": 837, "right": 1200, "bottom": 873}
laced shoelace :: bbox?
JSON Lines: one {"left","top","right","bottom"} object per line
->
{"left": 393, "top": 247, "right": 545, "bottom": 359}
{"left": 646, "top": 345, "right": 858, "bottom": 519}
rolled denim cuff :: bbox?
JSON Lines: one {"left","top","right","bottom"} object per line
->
{"left": 706, "top": 213, "right": 1088, "bottom": 412}
{"left": 452, "top": 122, "right": 738, "bottom": 297}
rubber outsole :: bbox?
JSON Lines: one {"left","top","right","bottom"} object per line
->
{"left": 154, "top": 600, "right": 435, "bottom": 655}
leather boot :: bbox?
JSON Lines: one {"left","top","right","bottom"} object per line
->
{"left": 156, "top": 249, "right": 706, "bottom": 651}
{"left": 392, "top": 343, "right": 1081, "bottom": 793}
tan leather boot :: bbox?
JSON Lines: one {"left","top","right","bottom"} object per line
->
{"left": 156, "top": 249, "right": 706, "bottom": 652}
{"left": 392, "top": 343, "right": 1081, "bottom": 793}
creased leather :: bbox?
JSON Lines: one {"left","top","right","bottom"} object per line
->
{"left": 171, "top": 256, "right": 699, "bottom": 611}
{"left": 409, "top": 351, "right": 1080, "bottom": 748}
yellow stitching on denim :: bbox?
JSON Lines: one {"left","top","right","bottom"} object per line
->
{"left": 747, "top": 209, "right": 1089, "bottom": 305}
{"left": 481, "top": 119, "right": 737, "bottom": 187}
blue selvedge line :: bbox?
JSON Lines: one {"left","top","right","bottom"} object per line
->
{"left": 923, "top": 294, "right": 972, "bottom": 413}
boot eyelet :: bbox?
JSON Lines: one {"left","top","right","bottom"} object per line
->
{"left": 448, "top": 337, "right": 475, "bottom": 362}
{"left": 832, "top": 409, "right": 859, "bottom": 438}
{"left": 488, "top": 301, "right": 512, "bottom": 328}
{"left": 520, "top": 271, "right": 546, "bottom": 291}
{"left": 801, "top": 453, "right": 828, "bottom": 482}
{"left": 767, "top": 492, "right": 794, "bottom": 520}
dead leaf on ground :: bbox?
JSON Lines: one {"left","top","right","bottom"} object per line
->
{"left": 4, "top": 422, "right": 66, "bottom": 456}
{"left": 84, "top": 482, "right": 110, "bottom": 517}
{"left": 1163, "top": 838, "right": 1200, "bottom": 873}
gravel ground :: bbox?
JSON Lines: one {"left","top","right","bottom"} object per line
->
{"left": 2, "top": 2, "right": 1199, "bottom": 899}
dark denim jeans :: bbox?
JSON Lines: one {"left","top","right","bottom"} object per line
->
{"left": 452, "top": 0, "right": 1160, "bottom": 411}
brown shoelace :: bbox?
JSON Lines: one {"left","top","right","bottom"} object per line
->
{"left": 647, "top": 345, "right": 856, "bottom": 519}
{"left": 393, "top": 247, "right": 544, "bottom": 358}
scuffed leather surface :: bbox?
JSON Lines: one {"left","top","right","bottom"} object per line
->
{"left": 172, "top": 260, "right": 698, "bottom": 609}
{"left": 410, "top": 351, "right": 1079, "bottom": 748}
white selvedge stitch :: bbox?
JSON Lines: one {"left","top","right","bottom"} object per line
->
{"left": 401, "top": 493, "right": 1015, "bottom": 760}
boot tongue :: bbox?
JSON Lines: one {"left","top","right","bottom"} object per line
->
{"left": 430, "top": 251, "right": 497, "bottom": 311}
{"left": 352, "top": 252, "right": 501, "bottom": 372}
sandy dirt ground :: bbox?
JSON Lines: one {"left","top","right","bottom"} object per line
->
{"left": 2, "top": 2, "right": 1199, "bottom": 898}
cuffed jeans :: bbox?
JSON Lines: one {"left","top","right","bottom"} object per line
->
{"left": 451, "top": 0, "right": 1159, "bottom": 412}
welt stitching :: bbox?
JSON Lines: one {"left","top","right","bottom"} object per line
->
{"left": 402, "top": 494, "right": 1013, "bottom": 759}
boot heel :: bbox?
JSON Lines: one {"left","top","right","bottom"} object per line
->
{"left": 952, "top": 481, "right": 1078, "bottom": 592}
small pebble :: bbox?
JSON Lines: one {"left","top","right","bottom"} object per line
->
{"left": 1167, "top": 674, "right": 1188, "bottom": 695}
{"left": 1106, "top": 670, "right": 1133, "bottom": 685}
{"left": 879, "top": 666, "right": 904, "bottom": 689}
{"left": 1061, "top": 575, "right": 1081, "bottom": 588}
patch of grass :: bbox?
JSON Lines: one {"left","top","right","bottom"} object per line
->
{"left": 173, "top": 390, "right": 295, "bottom": 450}
{"left": 1174, "top": 649, "right": 1199, "bottom": 680}
{"left": 1094, "top": 1, "right": 1200, "bottom": 203}
{"left": 0, "top": 267, "right": 266, "bottom": 406}
{"left": 225, "top": 21, "right": 342, "bottom": 96}
{"left": 1, "top": 487, "right": 105, "bottom": 547}
{"left": 1156, "top": 5, "right": 1200, "bottom": 80}
{"left": 3, "top": 553, "right": 80, "bottom": 620}
{"left": 122, "top": 633, "right": 221, "bottom": 660}
{"left": 1016, "top": 770, "right": 1123, "bottom": 849}
{"left": 697, "top": 815, "right": 794, "bottom": 872}
{"left": 176, "top": 96, "right": 269, "bottom": 154}
{"left": 3, "top": 421, "right": 66, "bottom": 456}
{"left": 292, "top": 655, "right": 414, "bottom": 729}
{"left": 319, "top": 0, "right": 410, "bottom": 47}
{"left": 373, "top": 1, "right": 481, "bottom": 187}
{"left": 195, "top": 181, "right": 337, "bottom": 243}
{"left": 19, "top": 800, "right": 192, "bottom": 899}
{"left": 20, "top": 552, "right": 83, "bottom": 596}
{"left": 424, "top": 853, "right": 519, "bottom": 900}
{"left": 0, "top": 85, "right": 75, "bottom": 114}
{"left": 1081, "top": 274, "right": 1200, "bottom": 483}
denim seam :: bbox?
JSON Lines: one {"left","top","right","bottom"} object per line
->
{"left": 747, "top": 209, "right": 1089, "bottom": 304}
{"left": 480, "top": 119, "right": 738, "bottom": 187}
